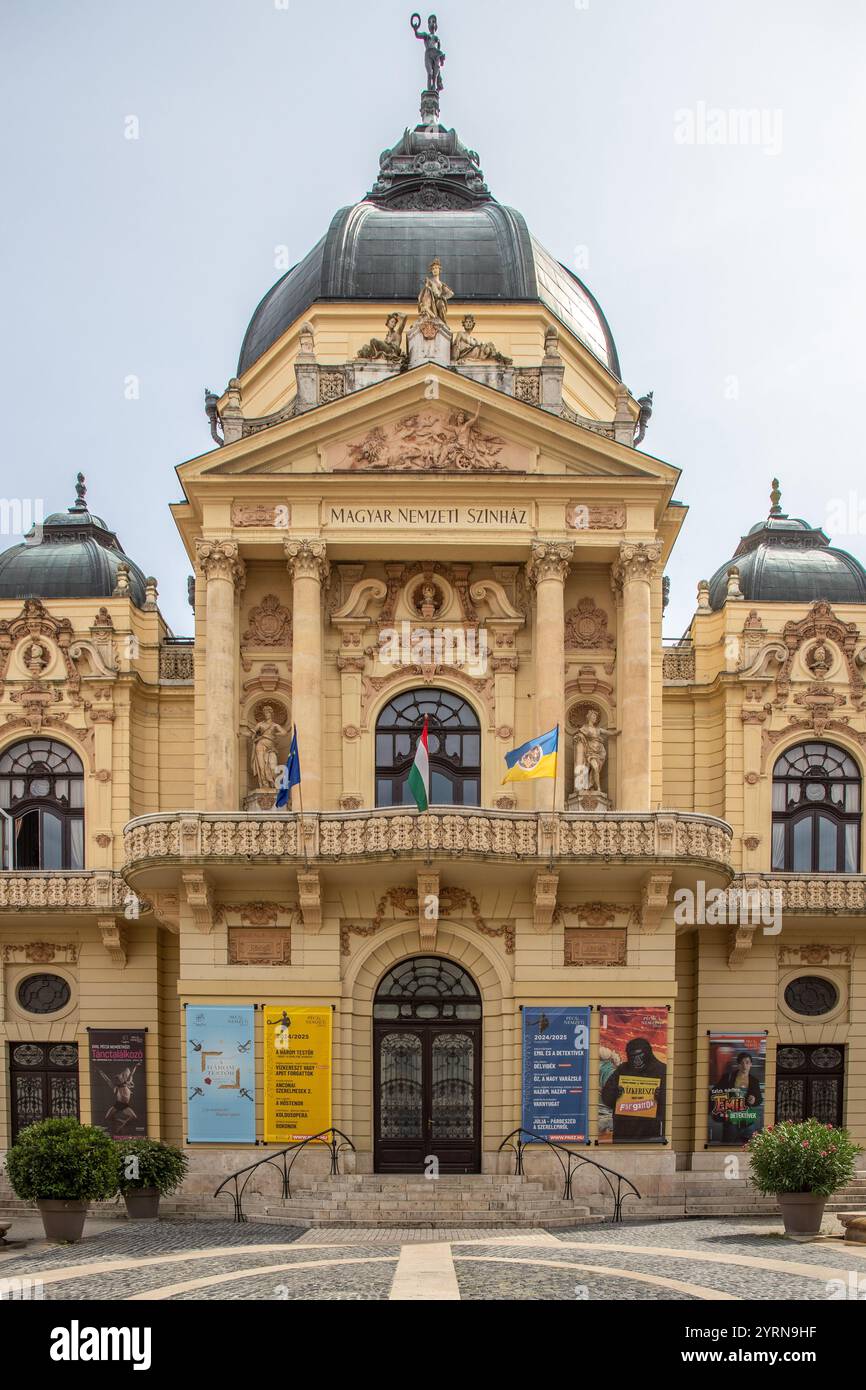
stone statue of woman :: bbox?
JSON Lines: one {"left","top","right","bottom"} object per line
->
{"left": 573, "top": 709, "right": 612, "bottom": 794}
{"left": 418, "top": 258, "right": 454, "bottom": 322}
{"left": 245, "top": 705, "right": 287, "bottom": 789}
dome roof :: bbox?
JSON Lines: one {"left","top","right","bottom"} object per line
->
{"left": 0, "top": 475, "right": 148, "bottom": 607}
{"left": 708, "top": 482, "right": 866, "bottom": 610}
{"left": 238, "top": 117, "right": 620, "bottom": 379}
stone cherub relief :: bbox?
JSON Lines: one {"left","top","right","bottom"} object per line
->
{"left": 335, "top": 405, "right": 510, "bottom": 473}
{"left": 452, "top": 315, "right": 513, "bottom": 367}
{"left": 243, "top": 703, "right": 288, "bottom": 791}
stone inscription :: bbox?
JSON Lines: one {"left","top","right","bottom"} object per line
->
{"left": 326, "top": 505, "right": 531, "bottom": 528}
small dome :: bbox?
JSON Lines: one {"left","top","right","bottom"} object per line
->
{"left": 0, "top": 475, "right": 148, "bottom": 607}
{"left": 708, "top": 481, "right": 866, "bottom": 609}
{"left": 238, "top": 119, "right": 619, "bottom": 379}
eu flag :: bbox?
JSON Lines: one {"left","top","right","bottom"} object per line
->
{"left": 276, "top": 726, "right": 301, "bottom": 809}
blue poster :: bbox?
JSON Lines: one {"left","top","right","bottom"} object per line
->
{"left": 522, "top": 1006, "right": 590, "bottom": 1143}
{"left": 185, "top": 1005, "right": 256, "bottom": 1143}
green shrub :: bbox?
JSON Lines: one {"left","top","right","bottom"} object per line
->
{"left": 747, "top": 1119, "right": 861, "bottom": 1197}
{"left": 5, "top": 1117, "right": 120, "bottom": 1202}
{"left": 116, "top": 1139, "right": 188, "bottom": 1196}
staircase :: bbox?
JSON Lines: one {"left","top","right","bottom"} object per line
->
{"left": 246, "top": 1173, "right": 601, "bottom": 1229}
{"left": 826, "top": 1173, "right": 866, "bottom": 1215}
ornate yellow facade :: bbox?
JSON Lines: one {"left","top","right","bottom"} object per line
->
{"left": 1, "top": 56, "right": 864, "bottom": 1215}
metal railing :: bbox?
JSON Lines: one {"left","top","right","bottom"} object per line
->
{"left": 498, "top": 1127, "right": 641, "bottom": 1223}
{"left": 213, "top": 1128, "right": 356, "bottom": 1223}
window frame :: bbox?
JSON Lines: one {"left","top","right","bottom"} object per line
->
{"left": 0, "top": 740, "right": 85, "bottom": 871}
{"left": 374, "top": 687, "right": 481, "bottom": 809}
{"left": 771, "top": 741, "right": 861, "bottom": 873}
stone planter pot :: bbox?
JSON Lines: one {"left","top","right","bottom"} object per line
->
{"left": 36, "top": 1199, "right": 88, "bottom": 1243}
{"left": 123, "top": 1188, "right": 161, "bottom": 1221}
{"left": 776, "top": 1192, "right": 827, "bottom": 1238}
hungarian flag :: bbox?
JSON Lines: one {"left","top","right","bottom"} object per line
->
{"left": 407, "top": 715, "right": 430, "bottom": 812}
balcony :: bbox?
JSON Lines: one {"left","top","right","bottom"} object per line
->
{"left": 122, "top": 807, "right": 733, "bottom": 875}
{"left": 0, "top": 869, "right": 126, "bottom": 913}
{"left": 737, "top": 872, "right": 866, "bottom": 915}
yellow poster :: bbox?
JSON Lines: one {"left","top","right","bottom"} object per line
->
{"left": 263, "top": 1006, "right": 332, "bottom": 1144}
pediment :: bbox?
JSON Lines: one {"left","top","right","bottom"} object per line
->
{"left": 181, "top": 367, "right": 677, "bottom": 488}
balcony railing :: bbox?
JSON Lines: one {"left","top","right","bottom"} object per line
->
{"left": 123, "top": 807, "right": 733, "bottom": 873}
{"left": 0, "top": 869, "right": 126, "bottom": 912}
{"left": 736, "top": 872, "right": 866, "bottom": 914}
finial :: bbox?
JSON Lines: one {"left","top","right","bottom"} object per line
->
{"left": 71, "top": 472, "right": 87, "bottom": 512}
{"left": 411, "top": 13, "right": 445, "bottom": 124}
{"left": 770, "top": 478, "right": 782, "bottom": 516}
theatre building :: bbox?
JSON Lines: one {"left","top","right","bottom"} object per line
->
{"left": 1, "top": 40, "right": 865, "bottom": 1220}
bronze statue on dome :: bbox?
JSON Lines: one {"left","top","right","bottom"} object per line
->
{"left": 411, "top": 13, "right": 446, "bottom": 93}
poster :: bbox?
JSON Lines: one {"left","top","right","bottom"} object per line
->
{"left": 708, "top": 1033, "right": 767, "bottom": 1145}
{"left": 264, "top": 1006, "right": 332, "bottom": 1144}
{"left": 598, "top": 1006, "right": 668, "bottom": 1143}
{"left": 88, "top": 1029, "right": 148, "bottom": 1139}
{"left": 185, "top": 1005, "right": 256, "bottom": 1144}
{"left": 521, "top": 1007, "right": 590, "bottom": 1143}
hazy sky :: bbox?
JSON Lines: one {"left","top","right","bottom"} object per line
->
{"left": 3, "top": 0, "right": 865, "bottom": 638}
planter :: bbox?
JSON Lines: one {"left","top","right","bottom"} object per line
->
{"left": 123, "top": 1188, "right": 161, "bottom": 1221}
{"left": 36, "top": 1199, "right": 89, "bottom": 1243}
{"left": 776, "top": 1192, "right": 827, "bottom": 1238}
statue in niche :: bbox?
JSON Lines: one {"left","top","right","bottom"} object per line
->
{"left": 418, "top": 258, "right": 454, "bottom": 323}
{"left": 357, "top": 313, "right": 408, "bottom": 364}
{"left": 244, "top": 704, "right": 288, "bottom": 790}
{"left": 411, "top": 13, "right": 446, "bottom": 92}
{"left": 573, "top": 709, "right": 612, "bottom": 795}
{"left": 452, "top": 315, "right": 513, "bottom": 366}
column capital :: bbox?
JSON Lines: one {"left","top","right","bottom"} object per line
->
{"left": 195, "top": 538, "right": 246, "bottom": 591}
{"left": 611, "top": 540, "right": 663, "bottom": 594}
{"left": 285, "top": 537, "right": 329, "bottom": 584}
{"left": 526, "top": 540, "right": 573, "bottom": 587}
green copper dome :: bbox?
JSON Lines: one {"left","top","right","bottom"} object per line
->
{"left": 0, "top": 475, "right": 148, "bottom": 607}
{"left": 708, "top": 482, "right": 866, "bottom": 610}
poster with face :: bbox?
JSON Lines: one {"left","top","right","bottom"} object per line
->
{"left": 598, "top": 1006, "right": 668, "bottom": 1143}
{"left": 708, "top": 1034, "right": 767, "bottom": 1145}
{"left": 88, "top": 1030, "right": 148, "bottom": 1138}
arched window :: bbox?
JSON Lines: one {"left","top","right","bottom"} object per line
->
{"left": 375, "top": 688, "right": 480, "bottom": 808}
{"left": 772, "top": 742, "right": 860, "bottom": 873}
{"left": 0, "top": 740, "right": 84, "bottom": 870}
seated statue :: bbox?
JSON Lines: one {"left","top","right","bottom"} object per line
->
{"left": 357, "top": 313, "right": 407, "bottom": 364}
{"left": 452, "top": 314, "right": 512, "bottom": 366}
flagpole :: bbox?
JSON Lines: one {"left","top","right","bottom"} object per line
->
{"left": 293, "top": 725, "right": 308, "bottom": 867}
{"left": 549, "top": 723, "right": 560, "bottom": 869}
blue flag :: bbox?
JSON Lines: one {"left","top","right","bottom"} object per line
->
{"left": 276, "top": 726, "right": 301, "bottom": 809}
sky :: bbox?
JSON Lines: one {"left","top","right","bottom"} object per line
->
{"left": 2, "top": 0, "right": 865, "bottom": 639}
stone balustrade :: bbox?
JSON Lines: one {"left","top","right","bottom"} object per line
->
{"left": 122, "top": 808, "right": 734, "bottom": 873}
{"left": 0, "top": 870, "right": 127, "bottom": 912}
{"left": 738, "top": 873, "right": 866, "bottom": 914}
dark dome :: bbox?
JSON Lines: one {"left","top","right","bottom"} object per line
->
{"left": 708, "top": 484, "right": 866, "bottom": 609}
{"left": 238, "top": 119, "right": 620, "bottom": 379}
{"left": 0, "top": 477, "right": 148, "bottom": 607}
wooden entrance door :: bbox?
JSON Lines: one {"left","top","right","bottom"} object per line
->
{"left": 9, "top": 1041, "right": 80, "bottom": 1141}
{"left": 374, "top": 1022, "right": 481, "bottom": 1173}
{"left": 774, "top": 1044, "right": 845, "bottom": 1126}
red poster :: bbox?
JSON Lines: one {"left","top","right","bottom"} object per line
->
{"left": 598, "top": 1006, "right": 668, "bottom": 1144}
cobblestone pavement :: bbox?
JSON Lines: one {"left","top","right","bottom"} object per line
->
{"left": 1, "top": 1218, "right": 865, "bottom": 1301}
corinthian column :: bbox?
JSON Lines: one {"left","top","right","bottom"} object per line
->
{"left": 611, "top": 541, "right": 662, "bottom": 810}
{"left": 286, "top": 539, "right": 329, "bottom": 810}
{"left": 526, "top": 541, "right": 573, "bottom": 808}
{"left": 195, "top": 539, "right": 246, "bottom": 811}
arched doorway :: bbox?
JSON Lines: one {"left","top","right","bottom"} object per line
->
{"left": 373, "top": 956, "right": 482, "bottom": 1173}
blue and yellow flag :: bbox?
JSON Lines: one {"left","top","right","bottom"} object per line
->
{"left": 502, "top": 727, "right": 559, "bottom": 783}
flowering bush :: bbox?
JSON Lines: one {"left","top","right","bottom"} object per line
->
{"left": 747, "top": 1119, "right": 861, "bottom": 1197}
{"left": 5, "top": 1117, "right": 120, "bottom": 1202}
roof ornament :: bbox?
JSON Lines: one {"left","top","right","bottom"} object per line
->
{"left": 411, "top": 13, "right": 445, "bottom": 123}
{"left": 634, "top": 391, "right": 654, "bottom": 447}
{"left": 770, "top": 478, "right": 783, "bottom": 516}
{"left": 71, "top": 472, "right": 88, "bottom": 513}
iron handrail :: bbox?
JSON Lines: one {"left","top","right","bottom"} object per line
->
{"left": 213, "top": 1128, "right": 356, "bottom": 1223}
{"left": 498, "top": 1127, "right": 641, "bottom": 1223}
